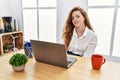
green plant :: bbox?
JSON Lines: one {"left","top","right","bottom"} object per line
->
{"left": 3, "top": 45, "right": 9, "bottom": 50}
{"left": 9, "top": 53, "right": 28, "bottom": 66}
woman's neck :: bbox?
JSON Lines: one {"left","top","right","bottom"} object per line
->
{"left": 75, "top": 25, "right": 86, "bottom": 38}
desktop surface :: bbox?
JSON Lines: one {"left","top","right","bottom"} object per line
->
{"left": 0, "top": 50, "right": 120, "bottom": 80}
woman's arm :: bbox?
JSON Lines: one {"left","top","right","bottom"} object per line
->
{"left": 84, "top": 34, "right": 98, "bottom": 57}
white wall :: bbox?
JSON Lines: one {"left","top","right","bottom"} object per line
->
{"left": 57, "top": 0, "right": 87, "bottom": 43}
{"left": 0, "top": 0, "right": 11, "bottom": 17}
{"left": 10, "top": 0, "right": 23, "bottom": 31}
{"left": 0, "top": 0, "right": 23, "bottom": 31}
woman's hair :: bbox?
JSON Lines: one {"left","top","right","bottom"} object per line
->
{"left": 62, "top": 6, "right": 94, "bottom": 49}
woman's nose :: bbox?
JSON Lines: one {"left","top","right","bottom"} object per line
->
{"left": 74, "top": 18, "right": 77, "bottom": 21}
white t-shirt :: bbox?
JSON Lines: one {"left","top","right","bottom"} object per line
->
{"left": 68, "top": 27, "right": 97, "bottom": 57}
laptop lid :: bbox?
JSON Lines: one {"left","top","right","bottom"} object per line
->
{"left": 30, "top": 40, "right": 77, "bottom": 68}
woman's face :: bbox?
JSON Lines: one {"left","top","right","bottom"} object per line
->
{"left": 72, "top": 10, "right": 85, "bottom": 28}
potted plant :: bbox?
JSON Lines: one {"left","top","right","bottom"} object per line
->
{"left": 3, "top": 44, "right": 9, "bottom": 53}
{"left": 9, "top": 53, "right": 28, "bottom": 72}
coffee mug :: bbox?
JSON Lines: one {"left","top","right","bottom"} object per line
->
{"left": 91, "top": 54, "right": 106, "bottom": 70}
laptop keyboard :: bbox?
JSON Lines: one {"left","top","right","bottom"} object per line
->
{"left": 67, "top": 56, "right": 76, "bottom": 65}
{"left": 67, "top": 61, "right": 72, "bottom": 65}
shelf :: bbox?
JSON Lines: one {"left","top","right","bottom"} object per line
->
{"left": 0, "top": 31, "right": 24, "bottom": 55}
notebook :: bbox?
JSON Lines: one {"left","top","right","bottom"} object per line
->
{"left": 30, "top": 40, "right": 77, "bottom": 68}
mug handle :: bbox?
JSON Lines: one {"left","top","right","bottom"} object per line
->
{"left": 102, "top": 58, "right": 106, "bottom": 64}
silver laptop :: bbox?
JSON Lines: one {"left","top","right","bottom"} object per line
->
{"left": 30, "top": 40, "right": 77, "bottom": 68}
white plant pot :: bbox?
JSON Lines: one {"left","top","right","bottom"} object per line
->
{"left": 12, "top": 65, "right": 25, "bottom": 72}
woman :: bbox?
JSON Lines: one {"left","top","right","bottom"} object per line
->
{"left": 62, "top": 6, "right": 97, "bottom": 57}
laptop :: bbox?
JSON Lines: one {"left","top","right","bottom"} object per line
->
{"left": 30, "top": 40, "right": 77, "bottom": 68}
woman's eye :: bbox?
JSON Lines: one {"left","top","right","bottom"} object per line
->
{"left": 72, "top": 15, "right": 80, "bottom": 20}
{"left": 76, "top": 15, "right": 80, "bottom": 18}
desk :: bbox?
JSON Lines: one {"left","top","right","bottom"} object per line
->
{"left": 0, "top": 50, "right": 120, "bottom": 80}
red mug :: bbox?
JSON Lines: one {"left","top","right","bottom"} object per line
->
{"left": 91, "top": 54, "right": 106, "bottom": 70}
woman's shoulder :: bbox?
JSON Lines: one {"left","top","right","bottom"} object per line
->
{"left": 87, "top": 28, "right": 97, "bottom": 38}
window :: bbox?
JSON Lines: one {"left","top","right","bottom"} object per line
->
{"left": 39, "top": 9, "right": 56, "bottom": 42}
{"left": 22, "top": 0, "right": 37, "bottom": 7}
{"left": 112, "top": 9, "right": 120, "bottom": 57}
{"left": 22, "top": 0, "right": 57, "bottom": 42}
{"left": 88, "top": 9, "right": 114, "bottom": 55}
{"left": 88, "top": 0, "right": 120, "bottom": 57}
{"left": 119, "top": 0, "right": 120, "bottom": 5}
{"left": 38, "top": 0, "right": 56, "bottom": 7}
{"left": 23, "top": 9, "right": 37, "bottom": 40}
{"left": 88, "top": 0, "right": 115, "bottom": 6}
